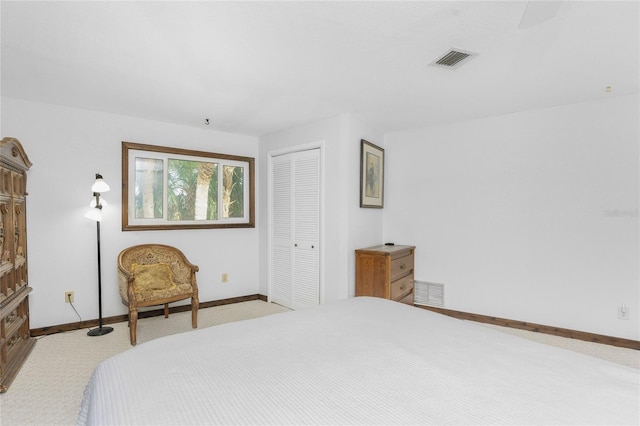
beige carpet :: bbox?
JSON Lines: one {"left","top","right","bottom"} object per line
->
{"left": 481, "top": 323, "right": 639, "bottom": 369}
{"left": 0, "top": 300, "right": 637, "bottom": 425}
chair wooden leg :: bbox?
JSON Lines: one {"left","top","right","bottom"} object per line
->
{"left": 164, "top": 303, "right": 169, "bottom": 318}
{"left": 130, "top": 309, "right": 138, "bottom": 346}
{"left": 192, "top": 297, "right": 198, "bottom": 329}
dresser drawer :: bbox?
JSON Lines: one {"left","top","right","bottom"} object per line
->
{"left": 3, "top": 307, "right": 20, "bottom": 328}
{"left": 390, "top": 274, "right": 414, "bottom": 301}
{"left": 390, "top": 253, "right": 413, "bottom": 282}
{"left": 396, "top": 291, "right": 414, "bottom": 306}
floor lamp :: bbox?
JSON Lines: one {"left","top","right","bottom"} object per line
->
{"left": 85, "top": 173, "right": 114, "bottom": 336}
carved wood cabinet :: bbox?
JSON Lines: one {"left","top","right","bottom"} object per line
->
{"left": 355, "top": 245, "right": 415, "bottom": 305}
{"left": 0, "top": 137, "right": 34, "bottom": 393}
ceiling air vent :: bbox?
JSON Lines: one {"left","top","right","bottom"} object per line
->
{"left": 431, "top": 48, "right": 476, "bottom": 69}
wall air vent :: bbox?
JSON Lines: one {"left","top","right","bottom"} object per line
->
{"left": 431, "top": 48, "right": 476, "bottom": 69}
{"left": 414, "top": 281, "right": 444, "bottom": 307}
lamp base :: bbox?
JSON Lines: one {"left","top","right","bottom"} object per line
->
{"left": 87, "top": 326, "right": 114, "bottom": 336}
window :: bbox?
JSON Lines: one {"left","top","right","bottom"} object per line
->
{"left": 122, "top": 142, "right": 254, "bottom": 230}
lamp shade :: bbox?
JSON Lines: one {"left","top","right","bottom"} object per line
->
{"left": 91, "top": 174, "right": 110, "bottom": 193}
{"left": 84, "top": 208, "right": 102, "bottom": 222}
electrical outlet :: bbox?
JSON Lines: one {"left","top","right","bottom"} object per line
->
{"left": 65, "top": 291, "right": 74, "bottom": 303}
{"left": 618, "top": 304, "right": 630, "bottom": 320}
{"left": 221, "top": 273, "right": 228, "bottom": 283}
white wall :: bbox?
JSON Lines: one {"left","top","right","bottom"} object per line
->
{"left": 384, "top": 94, "right": 639, "bottom": 340}
{"left": 258, "top": 114, "right": 384, "bottom": 303}
{"left": 1, "top": 97, "right": 260, "bottom": 329}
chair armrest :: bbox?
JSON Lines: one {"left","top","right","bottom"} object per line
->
{"left": 118, "top": 267, "right": 134, "bottom": 302}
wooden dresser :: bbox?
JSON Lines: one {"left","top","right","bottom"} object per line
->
{"left": 0, "top": 137, "right": 34, "bottom": 393}
{"left": 355, "top": 245, "right": 415, "bottom": 305}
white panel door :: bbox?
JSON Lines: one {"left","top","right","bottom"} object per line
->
{"left": 270, "top": 156, "right": 293, "bottom": 306}
{"left": 291, "top": 150, "right": 320, "bottom": 308}
{"left": 270, "top": 148, "right": 320, "bottom": 309}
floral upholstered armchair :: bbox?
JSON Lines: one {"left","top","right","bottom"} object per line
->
{"left": 117, "top": 244, "right": 199, "bottom": 345}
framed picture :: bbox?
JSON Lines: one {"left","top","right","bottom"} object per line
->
{"left": 122, "top": 141, "right": 255, "bottom": 231}
{"left": 360, "top": 139, "right": 384, "bottom": 208}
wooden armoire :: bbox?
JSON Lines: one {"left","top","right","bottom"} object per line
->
{"left": 0, "top": 137, "right": 34, "bottom": 393}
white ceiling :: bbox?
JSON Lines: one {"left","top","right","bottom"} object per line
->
{"left": 1, "top": 1, "right": 638, "bottom": 137}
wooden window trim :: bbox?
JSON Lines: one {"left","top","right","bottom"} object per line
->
{"left": 122, "top": 141, "right": 255, "bottom": 231}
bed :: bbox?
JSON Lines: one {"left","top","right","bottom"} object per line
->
{"left": 78, "top": 297, "right": 639, "bottom": 425}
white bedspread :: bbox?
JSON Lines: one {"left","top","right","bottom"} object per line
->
{"left": 78, "top": 297, "right": 639, "bottom": 425}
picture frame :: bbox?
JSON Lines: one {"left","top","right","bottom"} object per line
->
{"left": 360, "top": 139, "right": 384, "bottom": 208}
{"left": 122, "top": 141, "right": 255, "bottom": 231}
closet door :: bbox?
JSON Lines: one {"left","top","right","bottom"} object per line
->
{"left": 270, "top": 148, "right": 320, "bottom": 310}
{"left": 270, "top": 155, "right": 293, "bottom": 306}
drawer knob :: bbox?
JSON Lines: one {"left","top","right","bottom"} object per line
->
{"left": 400, "top": 263, "right": 406, "bottom": 269}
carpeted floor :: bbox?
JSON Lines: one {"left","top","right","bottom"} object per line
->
{"left": 0, "top": 300, "right": 637, "bottom": 425}
{"left": 481, "top": 323, "right": 639, "bottom": 369}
